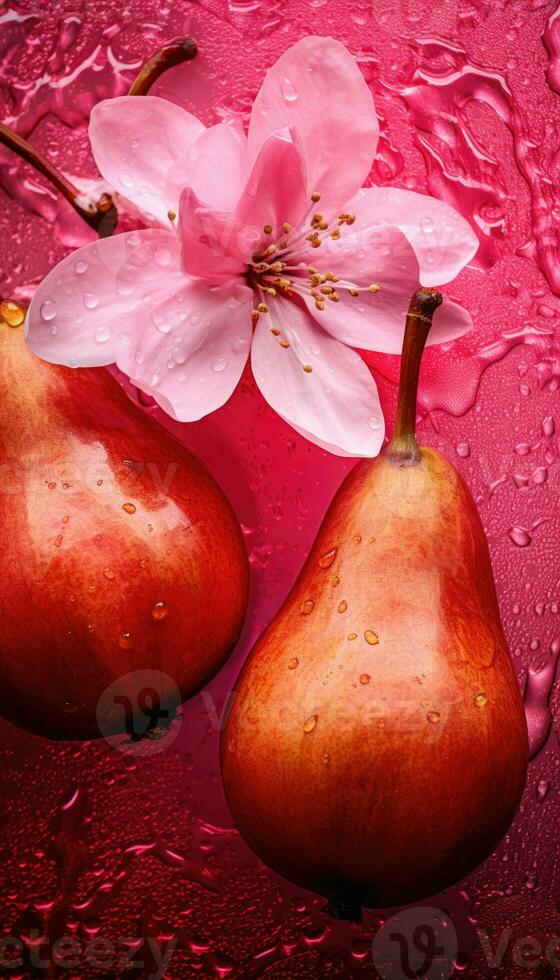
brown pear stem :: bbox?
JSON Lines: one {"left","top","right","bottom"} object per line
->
{"left": 385, "top": 287, "right": 443, "bottom": 466}
{"left": 0, "top": 122, "right": 117, "bottom": 236}
{"left": 128, "top": 38, "right": 198, "bottom": 95}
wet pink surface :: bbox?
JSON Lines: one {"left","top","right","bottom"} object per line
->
{"left": 1, "top": 0, "right": 560, "bottom": 976}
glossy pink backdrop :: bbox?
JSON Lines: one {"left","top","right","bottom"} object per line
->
{"left": 1, "top": 0, "right": 559, "bottom": 976}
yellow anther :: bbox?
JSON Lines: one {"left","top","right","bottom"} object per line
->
{"left": 303, "top": 364, "right": 313, "bottom": 373}
{"left": 282, "top": 222, "right": 292, "bottom": 234}
{"left": 265, "top": 287, "right": 277, "bottom": 296}
{"left": 279, "top": 339, "right": 290, "bottom": 348}
{"left": 330, "top": 228, "right": 341, "bottom": 240}
{"left": 270, "top": 327, "right": 281, "bottom": 336}
{"left": 320, "top": 286, "right": 334, "bottom": 295}
{"left": 349, "top": 288, "right": 359, "bottom": 297}
{"left": 315, "top": 301, "right": 325, "bottom": 311}
{"left": 346, "top": 213, "right": 356, "bottom": 225}
{"left": 311, "top": 191, "right": 321, "bottom": 202}
{"left": 327, "top": 291, "right": 340, "bottom": 302}
{"left": 262, "top": 244, "right": 277, "bottom": 257}
{"left": 257, "top": 303, "right": 268, "bottom": 313}
{"left": 167, "top": 209, "right": 177, "bottom": 221}
{"left": 326, "top": 272, "right": 339, "bottom": 282}
{"left": 368, "top": 283, "right": 381, "bottom": 292}
{"left": 263, "top": 224, "right": 273, "bottom": 234}
{"left": 308, "top": 266, "right": 318, "bottom": 275}
{"left": 279, "top": 241, "right": 288, "bottom": 249}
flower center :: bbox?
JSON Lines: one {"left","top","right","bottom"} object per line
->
{"left": 247, "top": 192, "right": 380, "bottom": 370}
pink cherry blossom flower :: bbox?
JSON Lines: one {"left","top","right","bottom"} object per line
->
{"left": 26, "top": 36, "right": 477, "bottom": 457}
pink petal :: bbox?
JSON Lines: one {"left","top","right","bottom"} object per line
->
{"left": 115, "top": 278, "right": 253, "bottom": 421}
{"left": 236, "top": 128, "right": 308, "bottom": 246}
{"left": 26, "top": 229, "right": 184, "bottom": 367}
{"left": 179, "top": 187, "right": 251, "bottom": 279}
{"left": 298, "top": 224, "right": 473, "bottom": 354}
{"left": 344, "top": 186, "right": 479, "bottom": 287}
{"left": 251, "top": 297, "right": 384, "bottom": 457}
{"left": 89, "top": 96, "right": 204, "bottom": 226}
{"left": 165, "top": 120, "right": 249, "bottom": 213}
{"left": 248, "top": 37, "right": 379, "bottom": 215}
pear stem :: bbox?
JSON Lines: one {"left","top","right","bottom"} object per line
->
{"left": 128, "top": 37, "right": 198, "bottom": 95}
{"left": 0, "top": 122, "right": 118, "bottom": 236}
{"left": 385, "top": 287, "right": 443, "bottom": 466}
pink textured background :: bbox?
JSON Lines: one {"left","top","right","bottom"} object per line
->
{"left": 1, "top": 0, "right": 560, "bottom": 976}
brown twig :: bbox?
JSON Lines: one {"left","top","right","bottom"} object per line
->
{"left": 129, "top": 38, "right": 198, "bottom": 96}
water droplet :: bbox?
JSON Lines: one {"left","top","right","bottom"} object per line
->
{"left": 332, "top": 576, "right": 340, "bottom": 587}
{"left": 103, "top": 569, "right": 115, "bottom": 580}
{"left": 152, "top": 311, "right": 170, "bottom": 333}
{"left": 456, "top": 442, "right": 471, "bottom": 458}
{"left": 119, "top": 173, "right": 134, "bottom": 189}
{"left": 84, "top": 292, "right": 99, "bottom": 310}
{"left": 54, "top": 534, "right": 63, "bottom": 548}
{"left": 154, "top": 248, "right": 173, "bottom": 268}
{"left": 508, "top": 525, "right": 532, "bottom": 547}
{"left": 542, "top": 416, "right": 555, "bottom": 436}
{"left": 368, "top": 416, "right": 382, "bottom": 430}
{"left": 537, "top": 779, "right": 551, "bottom": 801}
{"left": 122, "top": 503, "right": 136, "bottom": 514}
{"left": 420, "top": 216, "right": 435, "bottom": 233}
{"left": 301, "top": 599, "right": 315, "bottom": 615}
{"left": 212, "top": 357, "right": 228, "bottom": 373}
{"left": 347, "top": 632, "right": 358, "bottom": 641}
{"left": 353, "top": 534, "right": 362, "bottom": 544}
{"left": 338, "top": 600, "right": 347, "bottom": 613}
{"left": 319, "top": 548, "right": 337, "bottom": 568}
{"left": 119, "top": 632, "right": 133, "bottom": 650}
{"left": 288, "top": 658, "right": 299, "bottom": 670}
{"left": 427, "top": 710, "right": 441, "bottom": 724}
{"left": 364, "top": 629, "right": 379, "bottom": 645}
{"left": 281, "top": 77, "right": 298, "bottom": 102}
{"left": 75, "top": 260, "right": 88, "bottom": 275}
{"left": 232, "top": 336, "right": 249, "bottom": 354}
{"left": 359, "top": 673, "right": 370, "bottom": 685}
{"left": 152, "top": 601, "right": 168, "bottom": 620}
{"left": 0, "top": 300, "right": 25, "bottom": 327}
{"left": 40, "top": 299, "right": 57, "bottom": 321}
{"left": 303, "top": 714, "right": 317, "bottom": 733}
{"left": 94, "top": 326, "right": 110, "bottom": 343}
{"left": 474, "top": 692, "right": 488, "bottom": 707}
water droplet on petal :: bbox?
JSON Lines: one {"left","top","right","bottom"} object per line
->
{"left": 474, "top": 692, "right": 488, "bottom": 708}
{"left": 94, "top": 326, "right": 110, "bottom": 344}
{"left": 122, "top": 503, "right": 136, "bottom": 514}
{"left": 338, "top": 600, "right": 347, "bottom": 613}
{"left": 364, "top": 629, "right": 379, "bottom": 645}
{"left": 152, "top": 311, "right": 170, "bottom": 333}
{"left": 75, "top": 260, "right": 88, "bottom": 275}
{"left": 40, "top": 300, "right": 57, "bottom": 321}
{"left": 368, "top": 416, "right": 382, "bottom": 430}
{"left": 456, "top": 442, "right": 470, "bottom": 458}
{"left": 288, "top": 658, "right": 299, "bottom": 670}
{"left": 301, "top": 599, "right": 315, "bottom": 615}
{"left": 281, "top": 77, "right": 298, "bottom": 101}
{"left": 212, "top": 357, "right": 228, "bottom": 373}
{"left": 154, "top": 248, "right": 173, "bottom": 268}
{"left": 359, "top": 673, "right": 370, "bottom": 685}
{"left": 303, "top": 714, "right": 317, "bottom": 733}
{"left": 427, "top": 710, "right": 441, "bottom": 724}
{"left": 84, "top": 292, "right": 99, "bottom": 310}
{"left": 119, "top": 173, "right": 134, "bottom": 189}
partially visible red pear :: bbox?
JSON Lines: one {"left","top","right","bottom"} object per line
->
{"left": 221, "top": 288, "right": 528, "bottom": 914}
{"left": 0, "top": 307, "right": 248, "bottom": 740}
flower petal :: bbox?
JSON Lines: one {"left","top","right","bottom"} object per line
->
{"left": 236, "top": 128, "right": 308, "bottom": 247}
{"left": 248, "top": 37, "right": 379, "bottom": 214}
{"left": 165, "top": 120, "right": 249, "bottom": 213}
{"left": 251, "top": 297, "right": 384, "bottom": 457}
{"left": 300, "top": 224, "right": 420, "bottom": 353}
{"left": 179, "top": 187, "right": 251, "bottom": 279}
{"left": 89, "top": 96, "right": 204, "bottom": 226}
{"left": 26, "top": 229, "right": 184, "bottom": 367}
{"left": 115, "top": 278, "right": 253, "bottom": 421}
{"left": 298, "top": 223, "right": 473, "bottom": 353}
{"left": 343, "top": 186, "right": 478, "bottom": 286}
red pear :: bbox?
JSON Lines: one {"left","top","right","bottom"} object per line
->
{"left": 0, "top": 307, "right": 248, "bottom": 740}
{"left": 221, "top": 289, "right": 528, "bottom": 914}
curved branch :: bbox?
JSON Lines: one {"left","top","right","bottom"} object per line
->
{"left": 129, "top": 38, "right": 198, "bottom": 96}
